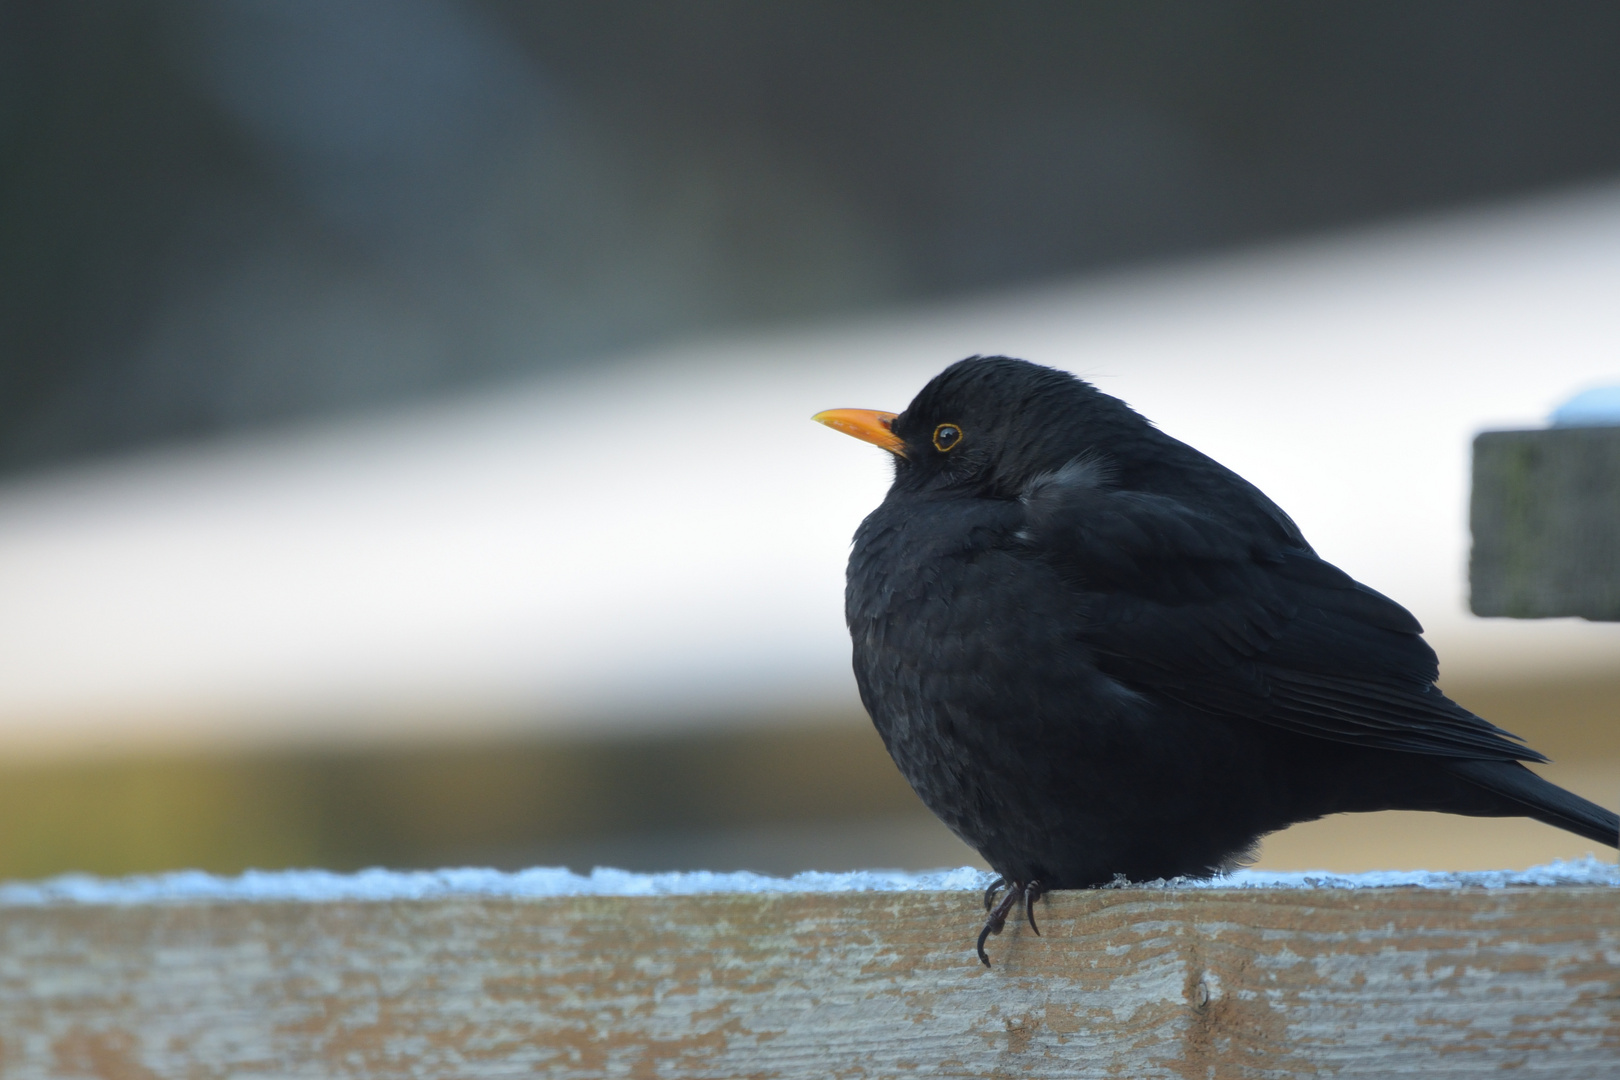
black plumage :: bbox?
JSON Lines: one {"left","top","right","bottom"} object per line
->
{"left": 818, "top": 356, "right": 1618, "bottom": 966}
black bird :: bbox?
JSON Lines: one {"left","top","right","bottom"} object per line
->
{"left": 814, "top": 356, "right": 1619, "bottom": 967}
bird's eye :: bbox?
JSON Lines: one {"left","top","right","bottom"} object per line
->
{"left": 932, "top": 423, "right": 963, "bottom": 452}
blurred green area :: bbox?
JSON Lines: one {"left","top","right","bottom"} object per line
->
{"left": 0, "top": 719, "right": 929, "bottom": 879}
{"left": 0, "top": 676, "right": 1613, "bottom": 882}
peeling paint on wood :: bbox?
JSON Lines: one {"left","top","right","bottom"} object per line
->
{"left": 0, "top": 888, "right": 1616, "bottom": 1077}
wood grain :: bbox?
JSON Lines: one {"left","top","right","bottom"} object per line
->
{"left": 1, "top": 887, "right": 1616, "bottom": 1077}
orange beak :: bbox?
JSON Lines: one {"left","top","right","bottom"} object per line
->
{"left": 812, "top": 408, "right": 906, "bottom": 457}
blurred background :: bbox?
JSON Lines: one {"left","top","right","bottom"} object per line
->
{"left": 3, "top": 0, "right": 1619, "bottom": 879}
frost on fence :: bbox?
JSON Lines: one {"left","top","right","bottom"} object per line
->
{"left": 0, "top": 856, "right": 1613, "bottom": 906}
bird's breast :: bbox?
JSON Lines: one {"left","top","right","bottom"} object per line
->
{"left": 842, "top": 497, "right": 1169, "bottom": 878}
{"left": 845, "top": 498, "right": 1128, "bottom": 752}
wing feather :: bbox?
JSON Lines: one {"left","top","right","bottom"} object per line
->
{"left": 1020, "top": 461, "right": 1541, "bottom": 763}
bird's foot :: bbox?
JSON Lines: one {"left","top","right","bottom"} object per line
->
{"left": 976, "top": 878, "right": 1045, "bottom": 967}
{"left": 1024, "top": 880, "right": 1045, "bottom": 937}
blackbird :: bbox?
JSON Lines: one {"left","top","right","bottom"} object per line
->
{"left": 814, "top": 355, "right": 1619, "bottom": 966}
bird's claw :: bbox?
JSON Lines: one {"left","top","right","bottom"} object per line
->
{"left": 976, "top": 879, "right": 1045, "bottom": 967}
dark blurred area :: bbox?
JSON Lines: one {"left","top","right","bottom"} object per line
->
{"left": 4, "top": 2, "right": 1620, "bottom": 880}
{"left": 8, "top": 1, "right": 1620, "bottom": 474}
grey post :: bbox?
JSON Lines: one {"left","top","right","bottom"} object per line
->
{"left": 1470, "top": 426, "right": 1620, "bottom": 621}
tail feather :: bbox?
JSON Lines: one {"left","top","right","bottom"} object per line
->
{"left": 1449, "top": 759, "right": 1620, "bottom": 849}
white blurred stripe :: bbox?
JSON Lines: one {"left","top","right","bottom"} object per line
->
{"left": 3, "top": 184, "right": 1620, "bottom": 752}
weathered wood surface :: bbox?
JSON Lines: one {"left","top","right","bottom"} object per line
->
{"left": 1, "top": 888, "right": 1616, "bottom": 1078}
{"left": 1471, "top": 425, "right": 1620, "bottom": 620}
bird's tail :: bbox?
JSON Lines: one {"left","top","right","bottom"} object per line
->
{"left": 1449, "top": 759, "right": 1620, "bottom": 849}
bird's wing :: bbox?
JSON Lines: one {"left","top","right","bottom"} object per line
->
{"left": 1018, "top": 462, "right": 1542, "bottom": 762}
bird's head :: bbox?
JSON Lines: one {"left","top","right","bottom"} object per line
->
{"left": 815, "top": 356, "right": 1140, "bottom": 498}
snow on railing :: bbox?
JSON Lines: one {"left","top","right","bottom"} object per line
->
{"left": 3, "top": 859, "right": 1616, "bottom": 1077}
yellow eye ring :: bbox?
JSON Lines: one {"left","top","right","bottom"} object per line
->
{"left": 932, "top": 423, "right": 963, "bottom": 452}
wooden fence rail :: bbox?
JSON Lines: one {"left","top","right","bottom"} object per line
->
{"left": 1, "top": 877, "right": 1616, "bottom": 1078}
